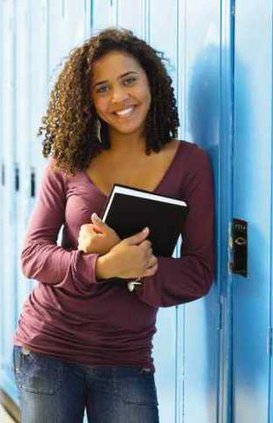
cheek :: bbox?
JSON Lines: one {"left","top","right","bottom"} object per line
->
{"left": 140, "top": 85, "right": 151, "bottom": 107}
{"left": 142, "top": 90, "right": 152, "bottom": 111}
{"left": 146, "top": 91, "right": 152, "bottom": 107}
{"left": 93, "top": 99, "right": 108, "bottom": 117}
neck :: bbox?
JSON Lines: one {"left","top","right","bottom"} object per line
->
{"left": 108, "top": 131, "right": 147, "bottom": 156}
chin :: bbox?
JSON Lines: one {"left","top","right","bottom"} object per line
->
{"left": 114, "top": 121, "right": 146, "bottom": 135}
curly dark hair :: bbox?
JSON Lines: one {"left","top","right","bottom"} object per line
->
{"left": 38, "top": 27, "right": 180, "bottom": 175}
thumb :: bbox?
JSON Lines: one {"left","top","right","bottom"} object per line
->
{"left": 91, "top": 213, "right": 112, "bottom": 234}
{"left": 124, "top": 227, "right": 150, "bottom": 246}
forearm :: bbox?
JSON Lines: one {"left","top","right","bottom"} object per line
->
{"left": 21, "top": 163, "right": 102, "bottom": 294}
{"left": 136, "top": 252, "right": 214, "bottom": 307}
{"left": 22, "top": 238, "right": 100, "bottom": 294}
{"left": 136, "top": 146, "right": 214, "bottom": 307}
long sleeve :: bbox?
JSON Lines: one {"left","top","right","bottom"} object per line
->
{"left": 136, "top": 147, "right": 214, "bottom": 307}
{"left": 21, "top": 163, "right": 100, "bottom": 294}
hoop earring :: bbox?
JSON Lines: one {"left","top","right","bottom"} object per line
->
{"left": 96, "top": 118, "right": 102, "bottom": 144}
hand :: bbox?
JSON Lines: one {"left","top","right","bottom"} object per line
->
{"left": 96, "top": 227, "right": 158, "bottom": 280}
{"left": 78, "top": 213, "right": 120, "bottom": 255}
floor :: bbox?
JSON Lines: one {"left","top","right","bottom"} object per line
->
{"left": 0, "top": 404, "right": 16, "bottom": 423}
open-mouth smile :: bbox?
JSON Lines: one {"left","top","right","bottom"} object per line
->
{"left": 113, "top": 106, "right": 136, "bottom": 118}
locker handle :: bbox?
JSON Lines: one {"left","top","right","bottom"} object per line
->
{"left": 31, "top": 169, "right": 36, "bottom": 198}
{"left": 229, "top": 218, "right": 248, "bottom": 277}
{"left": 15, "top": 164, "right": 20, "bottom": 191}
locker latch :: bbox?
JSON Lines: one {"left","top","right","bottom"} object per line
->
{"left": 228, "top": 218, "right": 248, "bottom": 277}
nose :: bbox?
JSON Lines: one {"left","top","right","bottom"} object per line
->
{"left": 110, "top": 85, "right": 129, "bottom": 104}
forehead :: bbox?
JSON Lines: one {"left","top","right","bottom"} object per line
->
{"left": 92, "top": 50, "right": 145, "bottom": 81}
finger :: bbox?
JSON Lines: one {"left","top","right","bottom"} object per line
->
{"left": 79, "top": 224, "right": 95, "bottom": 238}
{"left": 143, "top": 262, "right": 158, "bottom": 277}
{"left": 80, "top": 223, "right": 93, "bottom": 231}
{"left": 92, "top": 223, "right": 103, "bottom": 234}
{"left": 139, "top": 239, "right": 152, "bottom": 250}
{"left": 81, "top": 223, "right": 102, "bottom": 236}
{"left": 148, "top": 247, "right": 153, "bottom": 257}
{"left": 78, "top": 234, "right": 85, "bottom": 245}
{"left": 77, "top": 241, "right": 86, "bottom": 252}
{"left": 91, "top": 213, "right": 115, "bottom": 234}
{"left": 77, "top": 232, "right": 84, "bottom": 243}
{"left": 144, "top": 248, "right": 153, "bottom": 262}
{"left": 147, "top": 255, "right": 157, "bottom": 268}
{"left": 124, "top": 227, "right": 150, "bottom": 246}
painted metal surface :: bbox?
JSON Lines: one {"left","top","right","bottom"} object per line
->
{"left": 0, "top": 0, "right": 222, "bottom": 420}
{"left": 5, "top": 0, "right": 272, "bottom": 422}
{"left": 232, "top": 0, "right": 273, "bottom": 422}
{"left": 1, "top": 0, "right": 17, "bottom": 401}
{"left": 0, "top": 0, "right": 91, "bottom": 406}
{"left": 178, "top": 1, "right": 222, "bottom": 421}
{"left": 92, "top": 1, "right": 222, "bottom": 422}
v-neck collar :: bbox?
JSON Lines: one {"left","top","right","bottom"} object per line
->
{"left": 81, "top": 141, "right": 182, "bottom": 198}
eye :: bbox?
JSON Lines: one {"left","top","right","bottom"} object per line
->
{"left": 123, "top": 76, "right": 137, "bottom": 86}
{"left": 95, "top": 84, "right": 109, "bottom": 94}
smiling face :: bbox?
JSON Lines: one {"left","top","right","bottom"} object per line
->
{"left": 91, "top": 50, "right": 152, "bottom": 141}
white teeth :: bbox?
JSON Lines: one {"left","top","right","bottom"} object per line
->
{"left": 115, "top": 106, "right": 134, "bottom": 117}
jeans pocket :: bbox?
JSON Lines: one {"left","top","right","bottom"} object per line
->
{"left": 121, "top": 370, "right": 158, "bottom": 406}
{"left": 13, "top": 346, "right": 63, "bottom": 395}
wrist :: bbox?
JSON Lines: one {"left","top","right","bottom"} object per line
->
{"left": 95, "top": 253, "right": 115, "bottom": 280}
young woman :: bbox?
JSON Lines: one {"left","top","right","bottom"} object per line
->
{"left": 13, "top": 28, "right": 214, "bottom": 423}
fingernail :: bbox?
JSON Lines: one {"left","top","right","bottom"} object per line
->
{"left": 92, "top": 213, "right": 100, "bottom": 220}
{"left": 143, "top": 227, "right": 149, "bottom": 232}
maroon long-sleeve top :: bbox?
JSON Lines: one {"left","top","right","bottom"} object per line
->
{"left": 14, "top": 141, "right": 214, "bottom": 370}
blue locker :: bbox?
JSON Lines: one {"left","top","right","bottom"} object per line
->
{"left": 92, "top": 1, "right": 222, "bottom": 422}
{"left": 3, "top": 1, "right": 272, "bottom": 423}
{"left": 1, "top": 0, "right": 18, "bottom": 402}
{"left": 15, "top": 0, "right": 33, "bottom": 332}
{"left": 116, "top": 0, "right": 145, "bottom": 39}
{"left": 0, "top": 0, "right": 223, "bottom": 420}
{"left": 149, "top": 3, "right": 187, "bottom": 421}
{"left": 91, "top": 0, "right": 116, "bottom": 31}
{"left": 232, "top": 0, "right": 273, "bottom": 421}
{"left": 0, "top": 0, "right": 94, "bottom": 409}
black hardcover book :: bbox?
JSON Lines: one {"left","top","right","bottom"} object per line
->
{"left": 101, "top": 184, "right": 188, "bottom": 257}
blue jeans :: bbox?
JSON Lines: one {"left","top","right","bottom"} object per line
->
{"left": 13, "top": 346, "right": 159, "bottom": 423}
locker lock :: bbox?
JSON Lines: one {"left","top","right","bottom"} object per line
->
{"left": 229, "top": 218, "right": 248, "bottom": 277}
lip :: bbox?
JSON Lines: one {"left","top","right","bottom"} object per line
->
{"left": 112, "top": 105, "right": 137, "bottom": 117}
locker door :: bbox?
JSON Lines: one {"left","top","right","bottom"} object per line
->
{"left": 29, "top": 0, "right": 49, "bottom": 183}
{"left": 93, "top": 2, "right": 182, "bottom": 420}
{"left": 116, "top": 0, "right": 145, "bottom": 39}
{"left": 1, "top": 0, "right": 17, "bottom": 401}
{"left": 92, "top": 0, "right": 117, "bottom": 32}
{"left": 90, "top": 1, "right": 225, "bottom": 421}
{"left": 175, "top": 0, "right": 222, "bottom": 421}
{"left": 0, "top": 0, "right": 95, "bottom": 406}
{"left": 0, "top": 0, "right": 3, "bottom": 391}
{"left": 232, "top": 0, "right": 273, "bottom": 422}
{"left": 15, "top": 0, "right": 33, "bottom": 333}
{"left": 148, "top": 3, "right": 181, "bottom": 422}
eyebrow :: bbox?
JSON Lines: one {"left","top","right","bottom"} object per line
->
{"left": 92, "top": 71, "right": 138, "bottom": 88}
